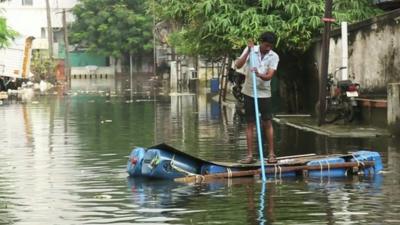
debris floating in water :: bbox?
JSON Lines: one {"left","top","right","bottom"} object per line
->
{"left": 94, "top": 194, "right": 112, "bottom": 199}
{"left": 169, "top": 92, "right": 195, "bottom": 96}
{"left": 136, "top": 99, "right": 156, "bottom": 102}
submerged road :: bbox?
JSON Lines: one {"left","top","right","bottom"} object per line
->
{"left": 0, "top": 78, "right": 399, "bottom": 224}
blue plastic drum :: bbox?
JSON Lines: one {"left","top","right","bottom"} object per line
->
{"left": 307, "top": 157, "right": 346, "bottom": 177}
{"left": 350, "top": 151, "right": 383, "bottom": 175}
{"left": 141, "top": 149, "right": 200, "bottom": 179}
{"left": 126, "top": 147, "right": 146, "bottom": 176}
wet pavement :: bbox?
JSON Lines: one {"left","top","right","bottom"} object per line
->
{"left": 274, "top": 116, "right": 391, "bottom": 138}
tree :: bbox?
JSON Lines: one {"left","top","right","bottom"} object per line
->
{"left": 30, "top": 51, "right": 56, "bottom": 82}
{"left": 155, "top": 0, "right": 382, "bottom": 58}
{"left": 155, "top": 0, "right": 382, "bottom": 113}
{"left": 0, "top": 0, "right": 17, "bottom": 48}
{"left": 70, "top": 0, "right": 153, "bottom": 63}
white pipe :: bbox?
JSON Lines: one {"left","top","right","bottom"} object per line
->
{"left": 341, "top": 22, "right": 349, "bottom": 80}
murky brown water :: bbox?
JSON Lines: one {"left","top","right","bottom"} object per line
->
{"left": 0, "top": 78, "right": 399, "bottom": 224}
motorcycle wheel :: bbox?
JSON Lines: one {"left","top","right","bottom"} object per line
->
{"left": 232, "top": 86, "right": 244, "bottom": 103}
{"left": 325, "top": 108, "right": 339, "bottom": 123}
{"left": 315, "top": 100, "right": 339, "bottom": 124}
{"left": 343, "top": 99, "right": 355, "bottom": 123}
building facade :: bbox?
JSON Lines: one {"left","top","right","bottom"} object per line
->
{"left": 1, "top": 0, "right": 115, "bottom": 82}
{"left": 1, "top": 0, "right": 77, "bottom": 51}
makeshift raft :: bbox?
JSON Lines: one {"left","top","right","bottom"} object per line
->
{"left": 126, "top": 143, "right": 383, "bottom": 183}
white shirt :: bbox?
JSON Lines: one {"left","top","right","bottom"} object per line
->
{"left": 237, "top": 46, "right": 279, "bottom": 98}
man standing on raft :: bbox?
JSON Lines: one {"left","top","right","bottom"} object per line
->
{"left": 235, "top": 32, "right": 280, "bottom": 164}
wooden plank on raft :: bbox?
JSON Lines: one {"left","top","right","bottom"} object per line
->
{"left": 276, "top": 153, "right": 317, "bottom": 160}
{"left": 276, "top": 154, "right": 346, "bottom": 166}
{"left": 212, "top": 153, "right": 346, "bottom": 167}
{"left": 174, "top": 161, "right": 375, "bottom": 184}
{"left": 211, "top": 153, "right": 318, "bottom": 167}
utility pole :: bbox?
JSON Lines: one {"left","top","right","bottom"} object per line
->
{"left": 62, "top": 9, "right": 71, "bottom": 88}
{"left": 45, "top": 0, "right": 54, "bottom": 59}
{"left": 318, "top": 0, "right": 334, "bottom": 126}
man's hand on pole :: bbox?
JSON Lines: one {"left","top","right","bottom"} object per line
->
{"left": 247, "top": 39, "right": 255, "bottom": 53}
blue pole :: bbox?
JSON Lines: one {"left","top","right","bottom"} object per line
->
{"left": 249, "top": 47, "right": 267, "bottom": 182}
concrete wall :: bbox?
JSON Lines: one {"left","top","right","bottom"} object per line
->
{"left": 71, "top": 66, "right": 115, "bottom": 77}
{"left": 314, "top": 9, "right": 400, "bottom": 95}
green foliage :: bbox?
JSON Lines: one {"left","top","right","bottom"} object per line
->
{"left": 30, "top": 51, "right": 56, "bottom": 82}
{"left": 155, "top": 0, "right": 382, "bottom": 58}
{"left": 1, "top": 0, "right": 17, "bottom": 48}
{"left": 70, "top": 0, "right": 153, "bottom": 59}
{"left": 0, "top": 17, "right": 17, "bottom": 49}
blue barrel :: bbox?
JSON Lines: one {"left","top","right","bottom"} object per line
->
{"left": 201, "top": 164, "right": 242, "bottom": 174}
{"left": 126, "top": 147, "right": 146, "bottom": 177}
{"left": 307, "top": 157, "right": 346, "bottom": 177}
{"left": 210, "top": 101, "right": 220, "bottom": 119}
{"left": 210, "top": 78, "right": 219, "bottom": 93}
{"left": 266, "top": 165, "right": 297, "bottom": 178}
{"left": 141, "top": 149, "right": 200, "bottom": 179}
{"left": 350, "top": 151, "right": 383, "bottom": 175}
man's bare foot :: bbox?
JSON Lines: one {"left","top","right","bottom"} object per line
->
{"left": 239, "top": 156, "right": 256, "bottom": 164}
{"left": 267, "top": 153, "right": 277, "bottom": 164}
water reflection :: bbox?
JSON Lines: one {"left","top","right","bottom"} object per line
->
{"left": 71, "top": 78, "right": 116, "bottom": 94}
{"left": 126, "top": 174, "right": 387, "bottom": 225}
{"left": 258, "top": 182, "right": 267, "bottom": 225}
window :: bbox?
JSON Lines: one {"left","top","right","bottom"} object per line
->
{"left": 53, "top": 29, "right": 63, "bottom": 43}
{"left": 22, "top": 0, "right": 33, "bottom": 6}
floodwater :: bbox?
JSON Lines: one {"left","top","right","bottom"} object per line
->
{"left": 0, "top": 78, "right": 399, "bottom": 225}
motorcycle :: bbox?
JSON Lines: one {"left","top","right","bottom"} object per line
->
{"left": 227, "top": 68, "right": 246, "bottom": 103}
{"left": 321, "top": 67, "right": 360, "bottom": 123}
{"left": 227, "top": 68, "right": 246, "bottom": 119}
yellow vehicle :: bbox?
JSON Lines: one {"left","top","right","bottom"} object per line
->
{"left": 0, "top": 36, "right": 34, "bottom": 90}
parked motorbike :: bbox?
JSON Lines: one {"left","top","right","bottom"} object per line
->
{"left": 321, "top": 67, "right": 360, "bottom": 123}
{"left": 227, "top": 68, "right": 246, "bottom": 119}
{"left": 227, "top": 68, "right": 245, "bottom": 103}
